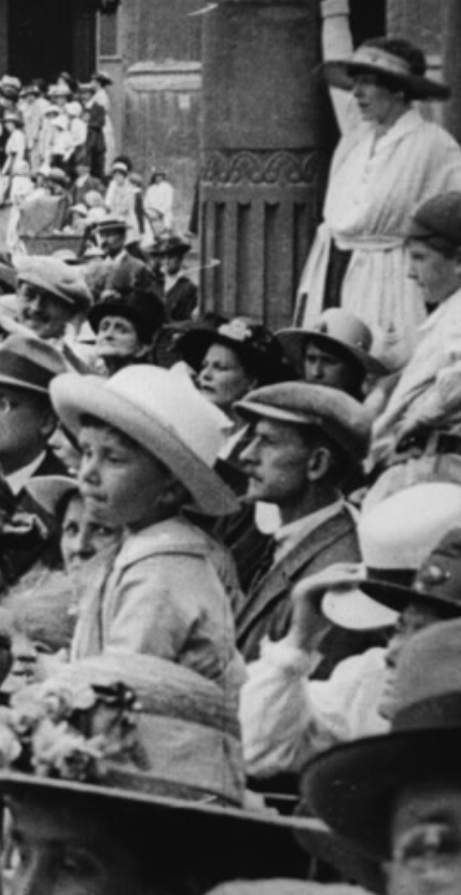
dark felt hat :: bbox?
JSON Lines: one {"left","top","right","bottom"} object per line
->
{"left": 161, "top": 235, "right": 191, "bottom": 257}
{"left": 406, "top": 191, "right": 461, "bottom": 248}
{"left": 300, "top": 617, "right": 461, "bottom": 860}
{"left": 236, "top": 381, "right": 370, "bottom": 461}
{"left": 0, "top": 333, "right": 66, "bottom": 395}
{"left": 89, "top": 289, "right": 165, "bottom": 344}
{"left": 177, "top": 317, "right": 295, "bottom": 386}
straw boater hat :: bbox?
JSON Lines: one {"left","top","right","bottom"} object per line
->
{"left": 300, "top": 615, "right": 461, "bottom": 861}
{"left": 0, "top": 652, "right": 325, "bottom": 878}
{"left": 277, "top": 310, "right": 386, "bottom": 378}
{"left": 236, "top": 382, "right": 370, "bottom": 462}
{"left": 322, "top": 39, "right": 450, "bottom": 101}
{"left": 177, "top": 317, "right": 295, "bottom": 386}
{"left": 321, "top": 482, "right": 461, "bottom": 630}
{"left": 50, "top": 365, "right": 239, "bottom": 516}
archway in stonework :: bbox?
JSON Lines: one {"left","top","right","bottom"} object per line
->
{"left": 8, "top": 0, "right": 97, "bottom": 83}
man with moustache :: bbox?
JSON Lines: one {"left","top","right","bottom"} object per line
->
{"left": 234, "top": 382, "right": 369, "bottom": 666}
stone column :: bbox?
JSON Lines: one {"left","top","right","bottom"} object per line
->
{"left": 442, "top": 1, "right": 461, "bottom": 143}
{"left": 121, "top": 0, "right": 204, "bottom": 233}
{"left": 199, "top": 0, "right": 335, "bottom": 329}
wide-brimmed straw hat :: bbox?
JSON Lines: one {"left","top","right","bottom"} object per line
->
{"left": 0, "top": 653, "right": 318, "bottom": 877}
{"left": 321, "top": 482, "right": 461, "bottom": 630}
{"left": 236, "top": 382, "right": 370, "bottom": 461}
{"left": 322, "top": 42, "right": 450, "bottom": 101}
{"left": 177, "top": 317, "right": 295, "bottom": 386}
{"left": 300, "top": 618, "right": 461, "bottom": 860}
{"left": 277, "top": 310, "right": 386, "bottom": 378}
{"left": 50, "top": 366, "right": 238, "bottom": 516}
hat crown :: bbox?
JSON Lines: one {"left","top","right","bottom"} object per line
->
{"left": 312, "top": 309, "right": 372, "bottom": 353}
{"left": 359, "top": 483, "right": 461, "bottom": 571}
{"left": 393, "top": 613, "right": 461, "bottom": 732}
{"left": 408, "top": 191, "right": 461, "bottom": 247}
{"left": 105, "top": 365, "right": 232, "bottom": 467}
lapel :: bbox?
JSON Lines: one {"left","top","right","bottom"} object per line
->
{"left": 236, "top": 509, "right": 354, "bottom": 640}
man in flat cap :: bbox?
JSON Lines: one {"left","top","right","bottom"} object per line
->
{"left": 234, "top": 382, "right": 370, "bottom": 666}
{"left": 367, "top": 191, "right": 461, "bottom": 506}
{"left": 14, "top": 255, "right": 91, "bottom": 350}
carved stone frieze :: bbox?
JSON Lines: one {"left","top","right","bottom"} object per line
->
{"left": 201, "top": 149, "right": 320, "bottom": 186}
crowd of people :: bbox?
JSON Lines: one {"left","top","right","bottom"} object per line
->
{"left": 0, "top": 2, "right": 460, "bottom": 895}
{"left": 0, "top": 69, "right": 177, "bottom": 257}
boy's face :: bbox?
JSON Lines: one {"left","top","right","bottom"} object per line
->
{"left": 78, "top": 423, "right": 171, "bottom": 530}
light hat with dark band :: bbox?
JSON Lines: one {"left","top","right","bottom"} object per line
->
{"left": 277, "top": 309, "right": 386, "bottom": 378}
{"left": 322, "top": 483, "right": 461, "bottom": 631}
{"left": 321, "top": 41, "right": 450, "bottom": 101}
{"left": 50, "top": 365, "right": 239, "bottom": 516}
{"left": 0, "top": 652, "right": 326, "bottom": 880}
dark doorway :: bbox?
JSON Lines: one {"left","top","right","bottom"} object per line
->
{"left": 8, "top": 0, "right": 96, "bottom": 84}
{"left": 350, "top": 1, "right": 386, "bottom": 45}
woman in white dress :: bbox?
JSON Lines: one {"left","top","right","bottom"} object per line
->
{"left": 92, "top": 71, "right": 116, "bottom": 174}
{"left": 296, "top": 0, "right": 461, "bottom": 367}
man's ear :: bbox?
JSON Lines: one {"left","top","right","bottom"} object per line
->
{"left": 39, "top": 410, "right": 59, "bottom": 442}
{"left": 305, "top": 445, "right": 331, "bottom": 482}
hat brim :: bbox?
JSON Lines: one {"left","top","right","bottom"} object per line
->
{"left": 321, "top": 586, "right": 398, "bottom": 631}
{"left": 360, "top": 578, "right": 461, "bottom": 618}
{"left": 300, "top": 726, "right": 461, "bottom": 861}
{"left": 51, "top": 374, "right": 238, "bottom": 517}
{"left": 276, "top": 329, "right": 387, "bottom": 378}
{"left": 321, "top": 59, "right": 450, "bottom": 101}
{"left": 0, "top": 770, "right": 323, "bottom": 877}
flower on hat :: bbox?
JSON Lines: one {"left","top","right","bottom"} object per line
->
{"left": 219, "top": 319, "right": 253, "bottom": 343}
{"left": 0, "top": 678, "right": 143, "bottom": 783}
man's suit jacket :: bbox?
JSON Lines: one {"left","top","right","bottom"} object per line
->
{"left": 236, "top": 507, "right": 364, "bottom": 666}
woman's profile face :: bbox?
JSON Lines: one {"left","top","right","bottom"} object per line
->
{"left": 352, "top": 73, "right": 400, "bottom": 125}
{"left": 197, "top": 343, "right": 256, "bottom": 412}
